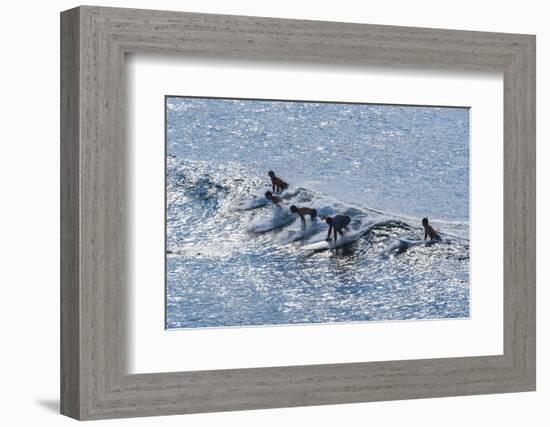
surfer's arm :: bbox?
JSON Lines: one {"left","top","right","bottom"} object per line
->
{"left": 326, "top": 225, "right": 333, "bottom": 240}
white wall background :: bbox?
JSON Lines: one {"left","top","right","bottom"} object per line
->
{"left": 0, "top": 0, "right": 546, "bottom": 425}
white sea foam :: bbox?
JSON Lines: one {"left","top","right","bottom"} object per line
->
{"left": 246, "top": 206, "right": 296, "bottom": 233}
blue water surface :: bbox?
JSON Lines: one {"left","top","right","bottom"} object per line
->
{"left": 166, "top": 97, "right": 470, "bottom": 329}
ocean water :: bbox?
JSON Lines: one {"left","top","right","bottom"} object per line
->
{"left": 166, "top": 97, "right": 470, "bottom": 329}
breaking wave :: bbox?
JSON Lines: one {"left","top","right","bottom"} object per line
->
{"left": 166, "top": 158, "right": 470, "bottom": 329}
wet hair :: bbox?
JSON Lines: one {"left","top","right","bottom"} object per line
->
{"left": 265, "top": 191, "right": 273, "bottom": 198}
{"left": 422, "top": 217, "right": 429, "bottom": 225}
{"left": 325, "top": 216, "right": 333, "bottom": 225}
{"left": 268, "top": 171, "right": 275, "bottom": 176}
{"left": 290, "top": 205, "right": 298, "bottom": 213}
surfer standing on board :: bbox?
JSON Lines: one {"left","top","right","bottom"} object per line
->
{"left": 422, "top": 218, "right": 442, "bottom": 242}
{"left": 265, "top": 191, "right": 283, "bottom": 207}
{"left": 268, "top": 171, "right": 289, "bottom": 193}
{"left": 325, "top": 214, "right": 351, "bottom": 243}
{"left": 290, "top": 205, "right": 317, "bottom": 227}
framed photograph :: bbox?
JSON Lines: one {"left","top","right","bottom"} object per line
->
{"left": 61, "top": 6, "right": 536, "bottom": 420}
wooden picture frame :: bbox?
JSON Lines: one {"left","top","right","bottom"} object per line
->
{"left": 60, "top": 5, "right": 536, "bottom": 420}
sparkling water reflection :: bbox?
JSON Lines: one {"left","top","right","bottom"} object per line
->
{"left": 166, "top": 98, "right": 470, "bottom": 329}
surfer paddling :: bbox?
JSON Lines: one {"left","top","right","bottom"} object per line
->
{"left": 265, "top": 191, "right": 283, "bottom": 207}
{"left": 268, "top": 171, "right": 289, "bottom": 193}
{"left": 422, "top": 218, "right": 442, "bottom": 242}
{"left": 290, "top": 205, "right": 317, "bottom": 227}
{"left": 325, "top": 214, "right": 351, "bottom": 243}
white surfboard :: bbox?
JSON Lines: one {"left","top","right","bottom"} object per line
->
{"left": 398, "top": 238, "right": 423, "bottom": 249}
{"left": 279, "top": 220, "right": 323, "bottom": 244}
{"left": 247, "top": 208, "right": 296, "bottom": 233}
{"left": 249, "top": 216, "right": 295, "bottom": 233}
{"left": 382, "top": 237, "right": 441, "bottom": 256}
{"left": 302, "top": 226, "right": 368, "bottom": 251}
{"left": 235, "top": 196, "right": 269, "bottom": 211}
{"left": 301, "top": 240, "right": 332, "bottom": 251}
{"left": 235, "top": 188, "right": 299, "bottom": 211}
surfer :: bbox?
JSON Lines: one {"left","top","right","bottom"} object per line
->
{"left": 325, "top": 214, "right": 351, "bottom": 243}
{"left": 422, "top": 218, "right": 442, "bottom": 242}
{"left": 268, "top": 171, "right": 289, "bottom": 193}
{"left": 265, "top": 191, "right": 283, "bottom": 207}
{"left": 290, "top": 205, "right": 317, "bottom": 226}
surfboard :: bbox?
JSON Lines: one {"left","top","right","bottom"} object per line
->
{"left": 301, "top": 240, "right": 331, "bottom": 251}
{"left": 424, "top": 237, "right": 443, "bottom": 246}
{"left": 398, "top": 238, "right": 423, "bottom": 249}
{"left": 279, "top": 221, "right": 323, "bottom": 244}
{"left": 235, "top": 196, "right": 268, "bottom": 211}
{"left": 249, "top": 216, "right": 295, "bottom": 233}
{"left": 383, "top": 237, "right": 441, "bottom": 256}
{"left": 247, "top": 209, "right": 296, "bottom": 233}
{"left": 302, "top": 226, "right": 368, "bottom": 251}
{"left": 235, "top": 188, "right": 299, "bottom": 211}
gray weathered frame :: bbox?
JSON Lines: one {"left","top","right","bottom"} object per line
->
{"left": 60, "top": 5, "right": 536, "bottom": 420}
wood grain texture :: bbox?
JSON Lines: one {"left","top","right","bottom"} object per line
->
{"left": 60, "top": 6, "right": 536, "bottom": 420}
{"left": 60, "top": 7, "right": 80, "bottom": 419}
